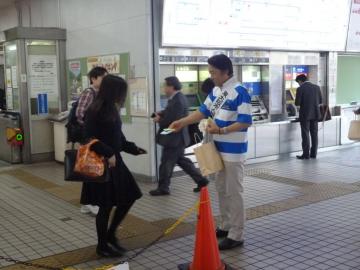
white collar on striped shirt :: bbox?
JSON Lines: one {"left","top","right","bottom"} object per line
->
{"left": 221, "top": 76, "right": 237, "bottom": 90}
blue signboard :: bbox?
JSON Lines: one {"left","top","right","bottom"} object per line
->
{"left": 37, "top": 93, "right": 48, "bottom": 114}
{"left": 243, "top": 82, "right": 262, "bottom": 96}
{"left": 292, "top": 66, "right": 309, "bottom": 74}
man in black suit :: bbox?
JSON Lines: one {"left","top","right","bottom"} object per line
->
{"left": 295, "top": 74, "right": 322, "bottom": 159}
{"left": 149, "top": 76, "right": 208, "bottom": 196}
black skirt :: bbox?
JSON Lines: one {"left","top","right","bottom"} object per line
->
{"left": 80, "top": 157, "right": 142, "bottom": 207}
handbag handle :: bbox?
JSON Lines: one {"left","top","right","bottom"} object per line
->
{"left": 84, "top": 139, "right": 99, "bottom": 156}
{"left": 194, "top": 133, "right": 202, "bottom": 144}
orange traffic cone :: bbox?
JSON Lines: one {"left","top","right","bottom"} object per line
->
{"left": 178, "top": 187, "right": 234, "bottom": 270}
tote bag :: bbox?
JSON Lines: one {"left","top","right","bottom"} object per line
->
{"left": 193, "top": 140, "right": 224, "bottom": 176}
{"left": 348, "top": 119, "right": 360, "bottom": 141}
{"left": 193, "top": 89, "right": 228, "bottom": 176}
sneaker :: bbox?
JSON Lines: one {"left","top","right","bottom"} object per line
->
{"left": 80, "top": 205, "right": 91, "bottom": 214}
{"left": 88, "top": 205, "right": 99, "bottom": 216}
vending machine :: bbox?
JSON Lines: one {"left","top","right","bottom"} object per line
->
{"left": 242, "top": 65, "right": 269, "bottom": 122}
{"left": 284, "top": 65, "right": 309, "bottom": 117}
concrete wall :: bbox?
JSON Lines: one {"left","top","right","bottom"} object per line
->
{"left": 0, "top": 0, "right": 157, "bottom": 179}
{"left": 0, "top": 5, "right": 17, "bottom": 32}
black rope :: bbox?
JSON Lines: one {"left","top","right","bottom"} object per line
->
{"left": 0, "top": 255, "right": 64, "bottom": 270}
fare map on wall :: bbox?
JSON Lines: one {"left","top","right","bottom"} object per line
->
{"left": 162, "top": 0, "right": 351, "bottom": 51}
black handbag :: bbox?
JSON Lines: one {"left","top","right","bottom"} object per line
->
{"left": 64, "top": 149, "right": 110, "bottom": 183}
{"left": 319, "top": 104, "right": 331, "bottom": 122}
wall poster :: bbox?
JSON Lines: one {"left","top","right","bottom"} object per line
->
{"left": 11, "top": 66, "right": 18, "bottom": 88}
{"left": 6, "top": 87, "right": 13, "bottom": 110}
{"left": 28, "top": 55, "right": 58, "bottom": 98}
{"left": 28, "top": 55, "right": 58, "bottom": 115}
{"left": 87, "top": 55, "right": 120, "bottom": 74}
{"left": 69, "top": 60, "right": 82, "bottom": 95}
{"left": 129, "top": 77, "right": 148, "bottom": 117}
{"left": 6, "top": 68, "right": 12, "bottom": 87}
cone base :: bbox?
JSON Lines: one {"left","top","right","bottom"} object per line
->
{"left": 177, "top": 262, "right": 235, "bottom": 270}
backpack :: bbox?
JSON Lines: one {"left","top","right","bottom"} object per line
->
{"left": 66, "top": 88, "right": 95, "bottom": 143}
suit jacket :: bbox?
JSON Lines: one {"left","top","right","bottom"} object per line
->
{"left": 156, "top": 91, "right": 190, "bottom": 148}
{"left": 295, "top": 81, "right": 322, "bottom": 121}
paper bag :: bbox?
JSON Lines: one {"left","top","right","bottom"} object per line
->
{"left": 348, "top": 120, "right": 360, "bottom": 140}
{"left": 193, "top": 141, "right": 224, "bottom": 176}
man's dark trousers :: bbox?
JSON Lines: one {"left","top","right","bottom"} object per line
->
{"left": 300, "top": 119, "right": 318, "bottom": 158}
{"left": 158, "top": 146, "right": 206, "bottom": 192}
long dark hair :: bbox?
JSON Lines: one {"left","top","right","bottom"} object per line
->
{"left": 88, "top": 74, "right": 128, "bottom": 122}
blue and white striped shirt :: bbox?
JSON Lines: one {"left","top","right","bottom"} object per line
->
{"left": 199, "top": 76, "right": 252, "bottom": 162}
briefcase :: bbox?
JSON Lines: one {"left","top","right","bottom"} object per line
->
{"left": 320, "top": 104, "right": 331, "bottom": 122}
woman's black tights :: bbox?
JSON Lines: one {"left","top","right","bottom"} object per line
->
{"left": 96, "top": 202, "right": 133, "bottom": 248}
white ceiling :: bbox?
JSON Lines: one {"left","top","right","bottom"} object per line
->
{"left": 0, "top": 0, "right": 16, "bottom": 9}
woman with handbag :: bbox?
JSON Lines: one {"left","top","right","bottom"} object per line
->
{"left": 81, "top": 74, "right": 146, "bottom": 257}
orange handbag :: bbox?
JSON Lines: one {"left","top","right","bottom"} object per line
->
{"left": 74, "top": 139, "right": 108, "bottom": 179}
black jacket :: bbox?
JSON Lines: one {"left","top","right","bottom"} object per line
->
{"left": 156, "top": 91, "right": 190, "bottom": 148}
{"left": 80, "top": 109, "right": 142, "bottom": 207}
{"left": 295, "top": 81, "right": 322, "bottom": 121}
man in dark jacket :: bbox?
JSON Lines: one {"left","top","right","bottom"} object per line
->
{"left": 149, "top": 76, "right": 208, "bottom": 196}
{"left": 295, "top": 74, "right": 322, "bottom": 159}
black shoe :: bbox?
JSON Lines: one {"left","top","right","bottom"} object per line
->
{"left": 96, "top": 244, "right": 123, "bottom": 257}
{"left": 296, "top": 155, "right": 309, "bottom": 160}
{"left": 108, "top": 237, "right": 127, "bottom": 253}
{"left": 215, "top": 228, "right": 229, "bottom": 238}
{"left": 218, "top": 238, "right": 244, "bottom": 250}
{"left": 193, "top": 179, "right": 209, "bottom": 193}
{"left": 310, "top": 155, "right": 317, "bottom": 159}
{"left": 149, "top": 189, "right": 170, "bottom": 196}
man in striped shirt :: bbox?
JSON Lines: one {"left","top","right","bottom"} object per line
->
{"left": 170, "top": 54, "right": 252, "bottom": 250}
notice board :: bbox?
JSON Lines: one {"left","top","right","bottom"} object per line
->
{"left": 66, "top": 52, "right": 131, "bottom": 123}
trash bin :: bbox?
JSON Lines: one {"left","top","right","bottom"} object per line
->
{"left": 0, "top": 111, "right": 22, "bottom": 163}
{"left": 49, "top": 111, "right": 68, "bottom": 162}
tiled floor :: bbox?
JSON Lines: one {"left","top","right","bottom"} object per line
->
{"left": 0, "top": 146, "right": 360, "bottom": 269}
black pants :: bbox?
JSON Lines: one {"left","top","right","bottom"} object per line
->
{"left": 158, "top": 146, "right": 206, "bottom": 192}
{"left": 300, "top": 120, "right": 318, "bottom": 158}
{"left": 96, "top": 202, "right": 133, "bottom": 248}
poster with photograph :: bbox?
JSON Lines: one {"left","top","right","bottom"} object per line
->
{"left": 69, "top": 60, "right": 82, "bottom": 94}
{"left": 87, "top": 54, "right": 120, "bottom": 74}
